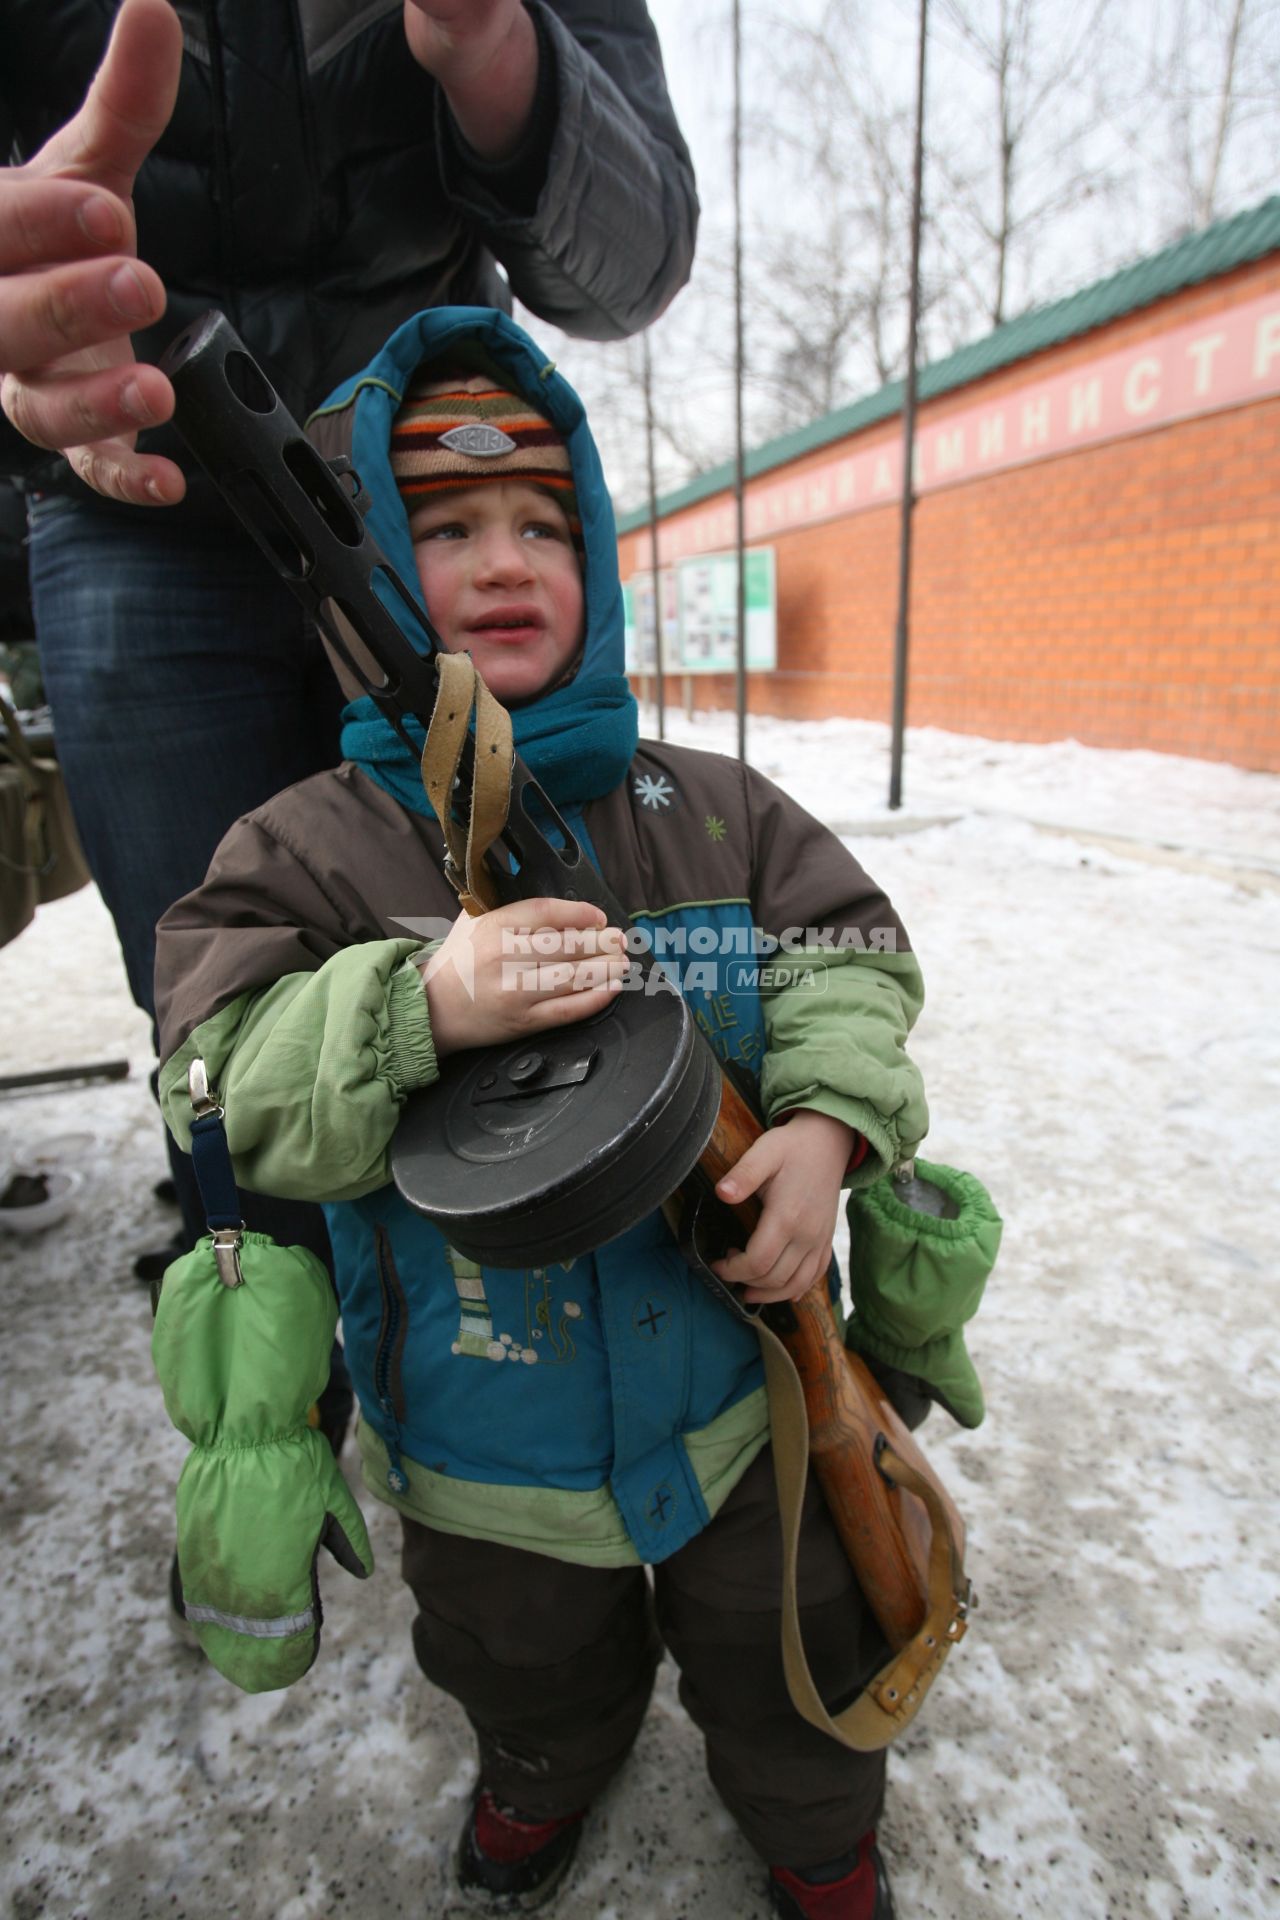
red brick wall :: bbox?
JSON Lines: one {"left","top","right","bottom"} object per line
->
{"left": 620, "top": 257, "right": 1280, "bottom": 770}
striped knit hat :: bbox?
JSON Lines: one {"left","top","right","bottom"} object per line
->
{"left": 391, "top": 364, "right": 580, "bottom": 537}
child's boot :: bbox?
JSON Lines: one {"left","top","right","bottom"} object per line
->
{"left": 456, "top": 1783, "right": 586, "bottom": 1910}
{"left": 769, "top": 1832, "right": 896, "bottom": 1919}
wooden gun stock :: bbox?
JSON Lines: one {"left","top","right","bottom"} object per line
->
{"left": 683, "top": 1070, "right": 967, "bottom": 1654}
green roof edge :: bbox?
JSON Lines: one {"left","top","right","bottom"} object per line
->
{"left": 617, "top": 193, "right": 1280, "bottom": 535}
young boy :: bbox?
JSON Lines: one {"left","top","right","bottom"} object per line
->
{"left": 155, "top": 307, "right": 929, "bottom": 1920}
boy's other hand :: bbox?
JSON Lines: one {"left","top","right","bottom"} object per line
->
{"left": 420, "top": 897, "right": 630, "bottom": 1056}
{"left": 711, "top": 1111, "right": 856, "bottom": 1305}
{"left": 402, "top": 1, "right": 540, "bottom": 161}
{"left": 0, "top": 0, "right": 185, "bottom": 505}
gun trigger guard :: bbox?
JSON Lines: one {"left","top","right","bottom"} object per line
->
{"left": 872, "top": 1430, "right": 897, "bottom": 1487}
{"left": 680, "top": 1195, "right": 761, "bottom": 1326}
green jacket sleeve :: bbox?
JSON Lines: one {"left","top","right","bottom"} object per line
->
{"left": 159, "top": 940, "right": 439, "bottom": 1203}
{"left": 758, "top": 947, "right": 929, "bottom": 1185}
{"left": 736, "top": 761, "right": 929, "bottom": 1182}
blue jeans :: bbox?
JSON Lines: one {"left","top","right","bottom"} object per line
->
{"left": 27, "top": 492, "right": 347, "bottom": 1279}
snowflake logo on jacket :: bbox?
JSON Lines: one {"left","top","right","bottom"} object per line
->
{"left": 634, "top": 773, "right": 676, "bottom": 811}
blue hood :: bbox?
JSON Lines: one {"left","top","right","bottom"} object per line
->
{"left": 309, "top": 307, "right": 638, "bottom": 814}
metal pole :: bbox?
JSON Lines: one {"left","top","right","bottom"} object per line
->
{"left": 889, "top": 0, "right": 929, "bottom": 810}
{"left": 732, "top": 0, "right": 747, "bottom": 762}
{"left": 0, "top": 1059, "right": 130, "bottom": 1094}
{"left": 643, "top": 332, "right": 665, "bottom": 741}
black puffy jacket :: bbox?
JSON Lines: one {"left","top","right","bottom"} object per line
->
{"left": 0, "top": 0, "right": 697, "bottom": 498}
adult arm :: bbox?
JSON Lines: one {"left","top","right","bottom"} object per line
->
{"left": 0, "top": 0, "right": 697, "bottom": 500}
{"left": 424, "top": 0, "right": 700, "bottom": 339}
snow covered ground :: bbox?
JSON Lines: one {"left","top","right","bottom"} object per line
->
{"left": 2, "top": 714, "right": 1277, "bottom": 1920}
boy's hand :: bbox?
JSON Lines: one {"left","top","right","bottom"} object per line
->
{"left": 402, "top": 0, "right": 540, "bottom": 161}
{"left": 711, "top": 1111, "right": 856, "bottom": 1306}
{"left": 420, "top": 897, "right": 630, "bottom": 1057}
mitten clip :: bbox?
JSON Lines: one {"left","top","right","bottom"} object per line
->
{"left": 187, "top": 1058, "right": 244, "bottom": 1287}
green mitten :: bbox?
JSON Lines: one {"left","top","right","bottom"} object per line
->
{"left": 846, "top": 1160, "right": 1002, "bottom": 1428}
{"left": 152, "top": 1231, "right": 373, "bottom": 1692}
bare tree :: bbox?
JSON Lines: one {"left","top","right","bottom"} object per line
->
{"left": 1120, "top": 0, "right": 1280, "bottom": 237}
{"left": 519, "top": 277, "right": 742, "bottom": 514}
{"left": 929, "top": 0, "right": 1119, "bottom": 328}
{"left": 743, "top": 2, "right": 935, "bottom": 424}
{"left": 1194, "top": 0, "right": 1250, "bottom": 224}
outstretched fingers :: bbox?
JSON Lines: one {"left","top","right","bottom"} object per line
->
{"left": 65, "top": 431, "right": 186, "bottom": 507}
{"left": 0, "top": 240, "right": 165, "bottom": 378}
{"left": 2, "top": 353, "right": 172, "bottom": 444}
{"left": 49, "top": 0, "right": 185, "bottom": 202}
{"left": 0, "top": 176, "right": 134, "bottom": 277}
{"left": 0, "top": 177, "right": 177, "bottom": 502}
{"left": 0, "top": 2, "right": 185, "bottom": 502}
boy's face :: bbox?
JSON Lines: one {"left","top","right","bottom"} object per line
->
{"left": 409, "top": 481, "right": 584, "bottom": 706}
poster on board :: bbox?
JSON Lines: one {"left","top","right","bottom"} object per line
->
{"left": 622, "top": 568, "right": 679, "bottom": 674}
{"left": 624, "top": 547, "right": 777, "bottom": 674}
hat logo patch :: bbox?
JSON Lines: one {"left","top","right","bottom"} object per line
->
{"left": 439, "top": 424, "right": 518, "bottom": 458}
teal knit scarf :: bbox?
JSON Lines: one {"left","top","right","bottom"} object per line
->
{"left": 340, "top": 674, "right": 638, "bottom": 819}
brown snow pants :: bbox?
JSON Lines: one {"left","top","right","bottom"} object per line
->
{"left": 399, "top": 1445, "right": 889, "bottom": 1868}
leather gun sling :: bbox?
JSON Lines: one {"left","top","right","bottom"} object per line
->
{"left": 419, "top": 652, "right": 513, "bottom": 915}
{"left": 757, "top": 1320, "right": 968, "bottom": 1751}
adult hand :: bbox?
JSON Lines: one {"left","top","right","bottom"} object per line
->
{"left": 712, "top": 1110, "right": 856, "bottom": 1306}
{"left": 0, "top": 0, "right": 185, "bottom": 505}
{"left": 402, "top": 0, "right": 540, "bottom": 161}
{"left": 420, "top": 897, "right": 630, "bottom": 1056}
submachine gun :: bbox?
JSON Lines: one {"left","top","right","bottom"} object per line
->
{"left": 161, "top": 311, "right": 972, "bottom": 1750}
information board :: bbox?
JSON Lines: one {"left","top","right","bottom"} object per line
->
{"left": 624, "top": 547, "right": 776, "bottom": 675}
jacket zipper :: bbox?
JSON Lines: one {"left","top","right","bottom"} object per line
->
{"left": 373, "top": 1224, "right": 409, "bottom": 1495}
{"left": 201, "top": 2, "right": 239, "bottom": 331}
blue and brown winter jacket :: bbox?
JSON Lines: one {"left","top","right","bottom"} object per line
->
{"left": 155, "top": 308, "right": 928, "bottom": 1567}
